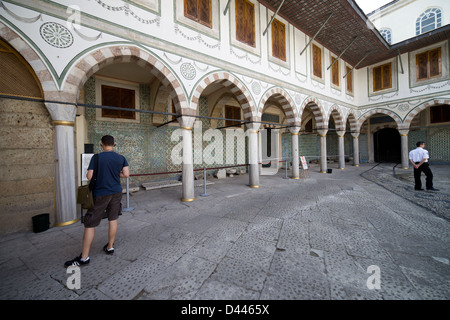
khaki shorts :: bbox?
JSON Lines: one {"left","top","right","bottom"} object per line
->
{"left": 83, "top": 192, "right": 122, "bottom": 228}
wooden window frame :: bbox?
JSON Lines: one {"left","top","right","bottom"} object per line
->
{"left": 373, "top": 62, "right": 392, "bottom": 92}
{"left": 345, "top": 65, "right": 353, "bottom": 94}
{"left": 101, "top": 85, "right": 136, "bottom": 120}
{"left": 312, "top": 44, "right": 322, "bottom": 79}
{"left": 416, "top": 47, "right": 442, "bottom": 82}
{"left": 184, "top": 0, "right": 212, "bottom": 29}
{"left": 235, "top": 0, "right": 255, "bottom": 47}
{"left": 331, "top": 56, "right": 339, "bottom": 87}
{"left": 271, "top": 18, "right": 286, "bottom": 61}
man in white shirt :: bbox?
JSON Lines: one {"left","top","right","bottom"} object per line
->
{"left": 408, "top": 141, "right": 439, "bottom": 191}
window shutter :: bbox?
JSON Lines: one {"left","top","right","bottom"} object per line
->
{"left": 245, "top": 1, "right": 255, "bottom": 46}
{"left": 184, "top": 0, "right": 198, "bottom": 21}
{"left": 272, "top": 19, "right": 279, "bottom": 59}
{"left": 416, "top": 52, "right": 428, "bottom": 80}
{"left": 236, "top": 0, "right": 245, "bottom": 43}
{"left": 313, "top": 44, "right": 322, "bottom": 78}
{"left": 198, "top": 0, "right": 212, "bottom": 28}
{"left": 121, "top": 89, "right": 135, "bottom": 119}
{"left": 278, "top": 21, "right": 286, "bottom": 61}
{"left": 346, "top": 66, "right": 352, "bottom": 93}
{"left": 102, "top": 85, "right": 121, "bottom": 118}
{"left": 382, "top": 63, "right": 391, "bottom": 89}
{"left": 331, "top": 57, "right": 339, "bottom": 86}
{"left": 429, "top": 48, "right": 441, "bottom": 77}
{"left": 373, "top": 66, "right": 382, "bottom": 91}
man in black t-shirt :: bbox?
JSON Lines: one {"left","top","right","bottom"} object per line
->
{"left": 65, "top": 135, "right": 129, "bottom": 267}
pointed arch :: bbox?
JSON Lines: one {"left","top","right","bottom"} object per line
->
{"left": 191, "top": 71, "right": 257, "bottom": 122}
{"left": 63, "top": 44, "right": 189, "bottom": 112}
{"left": 404, "top": 98, "right": 450, "bottom": 128}
{"left": 299, "top": 96, "right": 326, "bottom": 129}
{"left": 328, "top": 104, "right": 345, "bottom": 131}
{"left": 357, "top": 108, "right": 403, "bottom": 131}
{"left": 259, "top": 87, "right": 299, "bottom": 126}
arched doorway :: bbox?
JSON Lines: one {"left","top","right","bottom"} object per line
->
{"left": 374, "top": 128, "right": 401, "bottom": 163}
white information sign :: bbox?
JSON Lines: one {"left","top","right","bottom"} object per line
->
{"left": 300, "top": 156, "right": 308, "bottom": 170}
{"left": 81, "top": 153, "right": 94, "bottom": 182}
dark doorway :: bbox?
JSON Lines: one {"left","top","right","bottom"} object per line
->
{"left": 374, "top": 128, "right": 401, "bottom": 163}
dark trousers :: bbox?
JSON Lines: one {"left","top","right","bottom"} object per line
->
{"left": 413, "top": 162, "right": 433, "bottom": 190}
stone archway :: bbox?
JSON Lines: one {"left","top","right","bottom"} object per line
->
{"left": 191, "top": 71, "right": 260, "bottom": 187}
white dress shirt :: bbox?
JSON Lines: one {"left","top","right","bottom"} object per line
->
{"left": 409, "top": 147, "right": 429, "bottom": 163}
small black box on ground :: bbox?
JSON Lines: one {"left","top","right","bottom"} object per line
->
{"left": 327, "top": 169, "right": 333, "bottom": 174}
{"left": 32, "top": 213, "right": 50, "bottom": 233}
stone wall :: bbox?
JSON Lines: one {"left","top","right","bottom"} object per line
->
{"left": 0, "top": 98, "right": 55, "bottom": 234}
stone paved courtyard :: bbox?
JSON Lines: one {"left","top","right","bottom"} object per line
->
{"left": 0, "top": 163, "right": 449, "bottom": 303}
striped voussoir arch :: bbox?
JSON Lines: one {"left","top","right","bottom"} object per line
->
{"left": 191, "top": 71, "right": 257, "bottom": 122}
{"left": 344, "top": 110, "right": 359, "bottom": 134}
{"left": 357, "top": 108, "right": 403, "bottom": 130}
{"left": 328, "top": 104, "right": 345, "bottom": 131}
{"left": 259, "top": 87, "right": 299, "bottom": 126}
{"left": 63, "top": 45, "right": 188, "bottom": 113}
{"left": 403, "top": 98, "right": 450, "bottom": 128}
{"left": 299, "top": 96, "right": 326, "bottom": 129}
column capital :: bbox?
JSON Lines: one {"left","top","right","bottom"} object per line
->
{"left": 398, "top": 128, "right": 409, "bottom": 136}
{"left": 45, "top": 102, "right": 77, "bottom": 122}
{"left": 289, "top": 126, "right": 301, "bottom": 135}
{"left": 351, "top": 131, "right": 360, "bottom": 138}
{"left": 177, "top": 115, "right": 196, "bottom": 128}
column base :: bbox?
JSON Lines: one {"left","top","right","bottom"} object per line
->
{"left": 292, "top": 177, "right": 300, "bottom": 180}
{"left": 339, "top": 168, "right": 345, "bottom": 170}
{"left": 250, "top": 185, "right": 260, "bottom": 188}
{"left": 320, "top": 171, "right": 327, "bottom": 173}
{"left": 402, "top": 167, "right": 409, "bottom": 170}
{"left": 54, "top": 218, "right": 80, "bottom": 227}
{"left": 181, "top": 198, "right": 195, "bottom": 202}
{"left": 354, "top": 165, "right": 359, "bottom": 167}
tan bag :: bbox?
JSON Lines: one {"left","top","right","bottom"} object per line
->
{"left": 77, "top": 185, "right": 94, "bottom": 209}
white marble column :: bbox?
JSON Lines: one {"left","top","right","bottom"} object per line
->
{"left": 317, "top": 129, "right": 328, "bottom": 173}
{"left": 337, "top": 130, "right": 345, "bottom": 170}
{"left": 246, "top": 123, "right": 261, "bottom": 188}
{"left": 351, "top": 132, "right": 360, "bottom": 167}
{"left": 178, "top": 116, "right": 196, "bottom": 202}
{"left": 45, "top": 103, "right": 78, "bottom": 226}
{"left": 399, "top": 129, "right": 409, "bottom": 169}
{"left": 290, "top": 126, "right": 300, "bottom": 179}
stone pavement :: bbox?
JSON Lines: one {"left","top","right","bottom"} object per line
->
{"left": 0, "top": 163, "right": 449, "bottom": 302}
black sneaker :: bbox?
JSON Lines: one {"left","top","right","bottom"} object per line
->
{"left": 103, "top": 244, "right": 114, "bottom": 255}
{"left": 64, "top": 255, "right": 89, "bottom": 267}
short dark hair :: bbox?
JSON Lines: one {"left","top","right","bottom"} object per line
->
{"left": 101, "top": 135, "right": 115, "bottom": 146}
{"left": 416, "top": 141, "right": 425, "bottom": 147}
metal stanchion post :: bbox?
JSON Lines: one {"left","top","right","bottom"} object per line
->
{"left": 283, "top": 159, "right": 289, "bottom": 179}
{"left": 200, "top": 167, "right": 210, "bottom": 197}
{"left": 122, "top": 177, "right": 134, "bottom": 212}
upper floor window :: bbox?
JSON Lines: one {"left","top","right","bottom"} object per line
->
{"left": 236, "top": 0, "right": 255, "bottom": 47}
{"left": 184, "top": 0, "right": 212, "bottom": 28}
{"left": 101, "top": 85, "right": 136, "bottom": 120}
{"left": 416, "top": 47, "right": 441, "bottom": 81}
{"left": 379, "top": 28, "right": 392, "bottom": 44}
{"left": 345, "top": 66, "right": 353, "bottom": 94}
{"left": 373, "top": 62, "right": 392, "bottom": 92}
{"left": 416, "top": 8, "right": 442, "bottom": 35}
{"left": 271, "top": 18, "right": 286, "bottom": 61}
{"left": 312, "top": 44, "right": 322, "bottom": 79}
{"left": 331, "top": 56, "right": 339, "bottom": 87}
